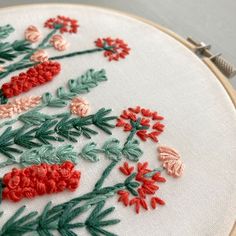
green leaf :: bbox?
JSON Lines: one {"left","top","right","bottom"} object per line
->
{"left": 92, "top": 108, "right": 116, "bottom": 135}
{"left": 57, "top": 87, "right": 77, "bottom": 100}
{"left": 102, "top": 139, "right": 122, "bottom": 161}
{"left": 80, "top": 142, "right": 102, "bottom": 162}
{"left": 19, "top": 111, "right": 53, "bottom": 125}
{"left": 0, "top": 24, "right": 14, "bottom": 40}
{"left": 122, "top": 139, "right": 143, "bottom": 162}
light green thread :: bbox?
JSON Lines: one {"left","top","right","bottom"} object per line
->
{"left": 0, "top": 108, "right": 116, "bottom": 160}
{"left": 0, "top": 24, "right": 14, "bottom": 41}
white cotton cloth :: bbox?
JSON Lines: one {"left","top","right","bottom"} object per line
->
{"left": 0, "top": 4, "right": 235, "bottom": 236}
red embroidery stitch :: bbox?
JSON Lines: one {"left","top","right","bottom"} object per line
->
{"left": 2, "top": 161, "right": 80, "bottom": 202}
{"left": 118, "top": 162, "right": 166, "bottom": 213}
{"left": 116, "top": 106, "right": 165, "bottom": 142}
{"left": 44, "top": 15, "right": 79, "bottom": 33}
{"left": 1, "top": 61, "right": 61, "bottom": 98}
{"left": 95, "top": 37, "right": 130, "bottom": 61}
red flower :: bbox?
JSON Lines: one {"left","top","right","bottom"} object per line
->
{"left": 2, "top": 161, "right": 81, "bottom": 202}
{"left": 116, "top": 106, "right": 165, "bottom": 142}
{"left": 151, "top": 197, "right": 165, "bottom": 209}
{"left": 117, "top": 190, "right": 129, "bottom": 206}
{"left": 119, "top": 162, "right": 134, "bottom": 176}
{"left": 129, "top": 197, "right": 148, "bottom": 214}
{"left": 44, "top": 15, "right": 79, "bottom": 33}
{"left": 95, "top": 37, "right": 130, "bottom": 61}
{"left": 1, "top": 61, "right": 61, "bottom": 99}
{"left": 117, "top": 162, "right": 166, "bottom": 214}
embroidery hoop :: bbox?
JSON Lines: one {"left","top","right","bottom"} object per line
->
{"left": 0, "top": 3, "right": 235, "bottom": 236}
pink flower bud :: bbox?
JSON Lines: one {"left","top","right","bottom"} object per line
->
{"left": 70, "top": 97, "right": 90, "bottom": 117}
{"left": 158, "top": 146, "right": 185, "bottom": 177}
{"left": 0, "top": 66, "right": 5, "bottom": 72}
{"left": 50, "top": 34, "right": 69, "bottom": 51}
{"left": 30, "top": 49, "right": 49, "bottom": 62}
{"left": 25, "top": 25, "right": 41, "bottom": 43}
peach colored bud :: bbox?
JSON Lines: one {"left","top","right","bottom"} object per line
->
{"left": 50, "top": 35, "right": 69, "bottom": 51}
{"left": 30, "top": 50, "right": 49, "bottom": 62}
{"left": 25, "top": 25, "right": 41, "bottom": 43}
{"left": 70, "top": 97, "right": 90, "bottom": 117}
{"left": 0, "top": 66, "right": 5, "bottom": 72}
{"left": 158, "top": 146, "right": 185, "bottom": 177}
{"left": 0, "top": 96, "right": 41, "bottom": 119}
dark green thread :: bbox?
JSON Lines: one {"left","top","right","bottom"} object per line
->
{"left": 0, "top": 161, "right": 140, "bottom": 236}
{"left": 0, "top": 28, "right": 58, "bottom": 78}
{"left": 0, "top": 108, "right": 116, "bottom": 160}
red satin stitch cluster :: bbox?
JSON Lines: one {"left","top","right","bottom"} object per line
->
{"left": 118, "top": 162, "right": 166, "bottom": 214}
{"left": 95, "top": 37, "right": 130, "bottom": 61}
{"left": 44, "top": 15, "right": 79, "bottom": 34}
{"left": 2, "top": 161, "right": 81, "bottom": 202}
{"left": 1, "top": 61, "right": 61, "bottom": 98}
{"left": 116, "top": 106, "right": 165, "bottom": 142}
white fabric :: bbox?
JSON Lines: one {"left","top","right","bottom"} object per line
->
{"left": 0, "top": 4, "right": 235, "bottom": 236}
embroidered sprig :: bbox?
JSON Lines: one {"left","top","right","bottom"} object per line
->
{"left": 95, "top": 37, "right": 131, "bottom": 61}
{"left": 0, "top": 61, "right": 61, "bottom": 103}
{"left": 0, "top": 108, "right": 116, "bottom": 160}
{"left": 118, "top": 162, "right": 166, "bottom": 213}
{"left": 116, "top": 106, "right": 165, "bottom": 142}
{"left": 0, "top": 161, "right": 80, "bottom": 202}
{"left": 0, "top": 96, "right": 41, "bottom": 118}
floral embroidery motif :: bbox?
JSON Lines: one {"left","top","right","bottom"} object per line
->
{"left": 50, "top": 34, "right": 69, "bottom": 51}
{"left": 30, "top": 49, "right": 49, "bottom": 62}
{"left": 1, "top": 161, "right": 80, "bottom": 202}
{"left": 95, "top": 37, "right": 131, "bottom": 61}
{"left": 24, "top": 25, "right": 41, "bottom": 43}
{"left": 44, "top": 15, "right": 79, "bottom": 33}
{"left": 0, "top": 14, "right": 185, "bottom": 236}
{"left": 0, "top": 96, "right": 41, "bottom": 118}
{"left": 0, "top": 16, "right": 131, "bottom": 107}
{"left": 116, "top": 106, "right": 165, "bottom": 142}
{"left": 70, "top": 97, "right": 90, "bottom": 117}
{"left": 0, "top": 61, "right": 60, "bottom": 102}
{"left": 158, "top": 146, "right": 185, "bottom": 177}
{"left": 118, "top": 162, "right": 166, "bottom": 214}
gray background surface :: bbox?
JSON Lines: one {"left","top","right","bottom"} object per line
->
{"left": 0, "top": 0, "right": 236, "bottom": 87}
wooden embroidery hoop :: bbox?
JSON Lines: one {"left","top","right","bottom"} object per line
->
{"left": 0, "top": 3, "right": 235, "bottom": 235}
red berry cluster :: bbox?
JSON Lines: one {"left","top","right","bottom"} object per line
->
{"left": 118, "top": 162, "right": 166, "bottom": 214}
{"left": 116, "top": 106, "right": 165, "bottom": 142}
{"left": 1, "top": 61, "right": 61, "bottom": 98}
{"left": 44, "top": 15, "right": 79, "bottom": 34}
{"left": 2, "top": 161, "right": 81, "bottom": 202}
{"left": 95, "top": 37, "right": 130, "bottom": 61}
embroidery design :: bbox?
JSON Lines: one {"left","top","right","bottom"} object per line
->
{"left": 0, "top": 68, "right": 107, "bottom": 125}
{"left": 0, "top": 15, "right": 185, "bottom": 236}
{"left": 0, "top": 161, "right": 81, "bottom": 202}
{"left": 116, "top": 106, "right": 165, "bottom": 142}
{"left": 0, "top": 16, "right": 130, "bottom": 83}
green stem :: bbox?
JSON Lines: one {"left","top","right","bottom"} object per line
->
{"left": 0, "top": 29, "right": 58, "bottom": 79}
{"left": 144, "top": 166, "right": 164, "bottom": 178}
{"left": 49, "top": 48, "right": 104, "bottom": 60}
{"left": 93, "top": 160, "right": 118, "bottom": 191}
